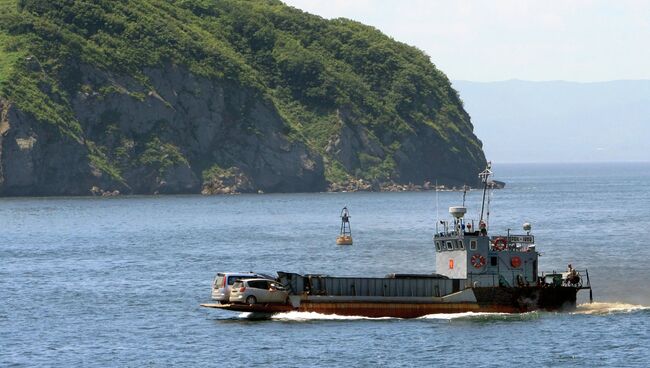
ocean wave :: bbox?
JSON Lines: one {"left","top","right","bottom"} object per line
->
{"left": 572, "top": 302, "right": 649, "bottom": 315}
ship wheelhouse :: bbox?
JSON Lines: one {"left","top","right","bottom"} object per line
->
{"left": 434, "top": 218, "right": 539, "bottom": 289}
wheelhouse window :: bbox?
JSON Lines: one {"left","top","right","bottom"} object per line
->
{"left": 446, "top": 241, "right": 453, "bottom": 250}
{"left": 470, "top": 240, "right": 477, "bottom": 250}
{"left": 436, "top": 241, "right": 442, "bottom": 251}
{"left": 459, "top": 240, "right": 465, "bottom": 250}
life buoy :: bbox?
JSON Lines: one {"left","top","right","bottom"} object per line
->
{"left": 493, "top": 237, "right": 507, "bottom": 251}
{"left": 511, "top": 256, "right": 522, "bottom": 268}
{"left": 471, "top": 253, "right": 486, "bottom": 268}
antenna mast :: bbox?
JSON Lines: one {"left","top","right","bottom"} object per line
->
{"left": 478, "top": 162, "right": 492, "bottom": 224}
{"left": 462, "top": 185, "right": 469, "bottom": 207}
{"left": 435, "top": 180, "right": 439, "bottom": 232}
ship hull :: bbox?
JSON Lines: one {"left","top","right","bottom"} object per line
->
{"left": 202, "top": 286, "right": 579, "bottom": 318}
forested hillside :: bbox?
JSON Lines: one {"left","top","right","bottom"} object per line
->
{"left": 0, "top": 0, "right": 486, "bottom": 195}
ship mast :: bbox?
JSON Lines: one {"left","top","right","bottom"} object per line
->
{"left": 462, "top": 185, "right": 468, "bottom": 207}
{"left": 478, "top": 162, "right": 492, "bottom": 226}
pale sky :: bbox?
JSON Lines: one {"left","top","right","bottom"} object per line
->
{"left": 282, "top": 0, "right": 650, "bottom": 82}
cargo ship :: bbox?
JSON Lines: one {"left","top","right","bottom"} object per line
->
{"left": 202, "top": 164, "right": 593, "bottom": 318}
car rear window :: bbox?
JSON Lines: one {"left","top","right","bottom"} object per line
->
{"left": 227, "top": 275, "right": 256, "bottom": 285}
{"left": 214, "top": 274, "right": 225, "bottom": 288}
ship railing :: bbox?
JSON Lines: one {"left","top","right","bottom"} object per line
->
{"left": 467, "top": 269, "right": 592, "bottom": 290}
{"left": 488, "top": 243, "right": 537, "bottom": 252}
{"left": 434, "top": 230, "right": 462, "bottom": 238}
{"left": 539, "top": 269, "right": 591, "bottom": 289}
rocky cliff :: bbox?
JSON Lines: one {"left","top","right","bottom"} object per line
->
{"left": 1, "top": 64, "right": 325, "bottom": 195}
{"left": 0, "top": 0, "right": 486, "bottom": 196}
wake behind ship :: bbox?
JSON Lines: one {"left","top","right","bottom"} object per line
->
{"left": 202, "top": 164, "right": 593, "bottom": 318}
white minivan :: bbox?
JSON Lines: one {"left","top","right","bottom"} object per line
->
{"left": 230, "top": 279, "right": 289, "bottom": 305}
{"left": 211, "top": 272, "right": 268, "bottom": 303}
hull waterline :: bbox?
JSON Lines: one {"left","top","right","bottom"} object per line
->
{"left": 201, "top": 286, "right": 579, "bottom": 318}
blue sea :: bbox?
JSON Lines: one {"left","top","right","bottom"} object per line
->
{"left": 1, "top": 163, "right": 649, "bottom": 367}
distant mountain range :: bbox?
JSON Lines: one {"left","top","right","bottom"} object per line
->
{"left": 453, "top": 80, "right": 650, "bottom": 163}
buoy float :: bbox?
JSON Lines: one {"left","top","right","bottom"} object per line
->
{"left": 336, "top": 207, "right": 353, "bottom": 245}
{"left": 336, "top": 235, "right": 353, "bottom": 245}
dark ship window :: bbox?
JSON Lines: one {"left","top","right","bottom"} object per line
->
{"left": 459, "top": 240, "right": 465, "bottom": 250}
{"left": 446, "top": 241, "right": 453, "bottom": 250}
{"left": 470, "top": 240, "right": 477, "bottom": 250}
{"left": 490, "top": 257, "right": 498, "bottom": 266}
{"left": 436, "top": 241, "right": 441, "bottom": 251}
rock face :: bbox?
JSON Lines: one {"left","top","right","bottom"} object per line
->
{"left": 0, "top": 64, "right": 327, "bottom": 196}
{"left": 0, "top": 100, "right": 97, "bottom": 196}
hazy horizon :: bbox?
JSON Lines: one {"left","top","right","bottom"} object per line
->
{"left": 455, "top": 79, "right": 650, "bottom": 163}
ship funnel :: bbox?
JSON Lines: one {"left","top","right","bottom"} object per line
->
{"left": 449, "top": 206, "right": 467, "bottom": 219}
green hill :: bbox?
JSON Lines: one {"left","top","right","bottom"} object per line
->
{"left": 0, "top": 0, "right": 486, "bottom": 195}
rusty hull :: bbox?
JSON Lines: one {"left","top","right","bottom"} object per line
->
{"left": 201, "top": 286, "right": 579, "bottom": 318}
{"left": 201, "top": 301, "right": 522, "bottom": 318}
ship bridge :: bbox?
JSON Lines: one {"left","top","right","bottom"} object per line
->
{"left": 433, "top": 206, "right": 539, "bottom": 288}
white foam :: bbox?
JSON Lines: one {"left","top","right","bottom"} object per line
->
{"left": 270, "top": 311, "right": 395, "bottom": 321}
{"left": 249, "top": 311, "right": 513, "bottom": 321}
{"left": 417, "top": 311, "right": 511, "bottom": 320}
{"left": 236, "top": 305, "right": 646, "bottom": 321}
{"left": 572, "top": 302, "right": 649, "bottom": 315}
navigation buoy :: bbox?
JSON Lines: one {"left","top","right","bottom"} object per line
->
{"left": 336, "top": 207, "right": 353, "bottom": 245}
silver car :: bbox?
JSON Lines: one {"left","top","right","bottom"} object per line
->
{"left": 211, "top": 272, "right": 266, "bottom": 302}
{"left": 230, "top": 279, "right": 289, "bottom": 305}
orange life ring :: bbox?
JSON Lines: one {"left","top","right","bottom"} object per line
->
{"left": 471, "top": 253, "right": 486, "bottom": 268}
{"left": 493, "top": 237, "right": 507, "bottom": 251}
{"left": 511, "top": 256, "right": 522, "bottom": 268}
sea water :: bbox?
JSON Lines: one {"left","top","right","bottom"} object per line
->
{"left": 1, "top": 163, "right": 649, "bottom": 367}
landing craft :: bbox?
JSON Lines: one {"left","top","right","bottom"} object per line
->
{"left": 202, "top": 164, "right": 593, "bottom": 318}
